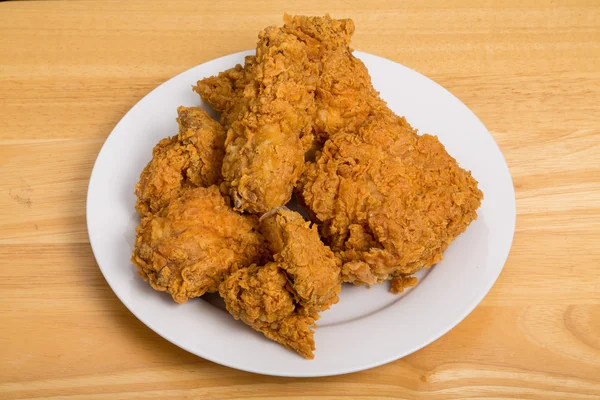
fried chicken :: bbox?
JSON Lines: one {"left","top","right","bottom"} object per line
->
{"left": 194, "top": 56, "right": 258, "bottom": 131}
{"left": 196, "top": 27, "right": 316, "bottom": 214}
{"left": 227, "top": 15, "right": 484, "bottom": 288}
{"left": 293, "top": 17, "right": 382, "bottom": 145}
{"left": 132, "top": 186, "right": 264, "bottom": 304}
{"left": 194, "top": 15, "right": 355, "bottom": 214}
{"left": 260, "top": 209, "right": 341, "bottom": 314}
{"left": 130, "top": 14, "right": 485, "bottom": 359}
{"left": 135, "top": 106, "right": 225, "bottom": 216}
{"left": 218, "top": 209, "right": 340, "bottom": 358}
{"left": 299, "top": 113, "right": 483, "bottom": 286}
{"left": 220, "top": 263, "right": 317, "bottom": 359}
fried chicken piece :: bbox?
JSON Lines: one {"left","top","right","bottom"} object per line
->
{"left": 197, "top": 27, "right": 316, "bottom": 213}
{"left": 285, "top": 15, "right": 382, "bottom": 145}
{"left": 196, "top": 15, "right": 370, "bottom": 148}
{"left": 220, "top": 263, "right": 317, "bottom": 359}
{"left": 194, "top": 15, "right": 355, "bottom": 214}
{"left": 135, "top": 106, "right": 225, "bottom": 216}
{"left": 218, "top": 209, "right": 339, "bottom": 358}
{"left": 194, "top": 56, "right": 258, "bottom": 130}
{"left": 299, "top": 113, "right": 483, "bottom": 286}
{"left": 260, "top": 209, "right": 341, "bottom": 314}
{"left": 131, "top": 186, "right": 264, "bottom": 304}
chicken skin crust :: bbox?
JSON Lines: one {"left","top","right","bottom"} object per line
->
{"left": 260, "top": 209, "right": 341, "bottom": 314}
{"left": 132, "top": 186, "right": 264, "bottom": 304}
{"left": 193, "top": 56, "right": 259, "bottom": 131}
{"left": 299, "top": 113, "right": 483, "bottom": 286}
{"left": 195, "top": 15, "right": 355, "bottom": 214}
{"left": 220, "top": 263, "right": 318, "bottom": 359}
{"left": 135, "top": 106, "right": 225, "bottom": 216}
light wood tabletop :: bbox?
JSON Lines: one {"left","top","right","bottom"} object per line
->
{"left": 1, "top": 1, "right": 599, "bottom": 399}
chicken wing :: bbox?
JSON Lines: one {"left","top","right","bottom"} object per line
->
{"left": 260, "top": 208, "right": 341, "bottom": 313}
{"left": 220, "top": 263, "right": 318, "bottom": 359}
{"left": 132, "top": 186, "right": 264, "bottom": 303}
{"left": 135, "top": 106, "right": 225, "bottom": 216}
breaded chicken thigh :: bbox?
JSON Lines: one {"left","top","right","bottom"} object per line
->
{"left": 132, "top": 186, "right": 264, "bottom": 303}
{"left": 299, "top": 113, "right": 483, "bottom": 286}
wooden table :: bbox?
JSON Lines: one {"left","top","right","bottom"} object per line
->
{"left": 1, "top": 1, "right": 598, "bottom": 398}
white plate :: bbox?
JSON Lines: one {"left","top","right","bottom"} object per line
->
{"left": 87, "top": 50, "right": 515, "bottom": 377}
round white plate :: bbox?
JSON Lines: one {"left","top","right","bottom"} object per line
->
{"left": 87, "top": 50, "right": 515, "bottom": 377}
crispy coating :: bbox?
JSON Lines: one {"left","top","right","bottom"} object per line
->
{"left": 260, "top": 209, "right": 341, "bottom": 314}
{"left": 196, "top": 15, "right": 369, "bottom": 147}
{"left": 194, "top": 56, "right": 258, "bottom": 130}
{"left": 197, "top": 26, "right": 316, "bottom": 213}
{"left": 135, "top": 106, "right": 225, "bottom": 216}
{"left": 300, "top": 113, "right": 483, "bottom": 285}
{"left": 390, "top": 275, "right": 419, "bottom": 294}
{"left": 304, "top": 18, "right": 384, "bottom": 144}
{"left": 220, "top": 263, "right": 317, "bottom": 359}
{"left": 195, "top": 15, "right": 355, "bottom": 214}
{"left": 218, "top": 208, "right": 340, "bottom": 358}
{"left": 314, "top": 48, "right": 380, "bottom": 142}
{"left": 132, "top": 186, "right": 264, "bottom": 303}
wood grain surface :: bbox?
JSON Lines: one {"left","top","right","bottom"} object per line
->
{"left": 1, "top": 0, "right": 599, "bottom": 399}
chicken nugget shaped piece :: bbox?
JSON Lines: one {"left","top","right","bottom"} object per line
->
{"left": 135, "top": 106, "right": 225, "bottom": 216}
{"left": 132, "top": 186, "right": 264, "bottom": 304}
{"left": 220, "top": 263, "right": 317, "bottom": 359}
{"left": 260, "top": 209, "right": 341, "bottom": 314}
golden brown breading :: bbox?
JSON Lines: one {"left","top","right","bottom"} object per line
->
{"left": 288, "top": 15, "right": 383, "bottom": 145}
{"left": 196, "top": 15, "right": 370, "bottom": 147}
{"left": 194, "top": 15, "right": 355, "bottom": 214}
{"left": 132, "top": 186, "right": 264, "bottom": 304}
{"left": 176, "top": 106, "right": 226, "bottom": 187}
{"left": 260, "top": 209, "right": 341, "bottom": 314}
{"left": 194, "top": 56, "right": 258, "bottom": 130}
{"left": 299, "top": 113, "right": 483, "bottom": 286}
{"left": 135, "top": 106, "right": 225, "bottom": 216}
{"left": 218, "top": 208, "right": 339, "bottom": 358}
{"left": 390, "top": 275, "right": 419, "bottom": 294}
{"left": 197, "top": 29, "right": 316, "bottom": 213}
{"left": 220, "top": 263, "right": 317, "bottom": 359}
